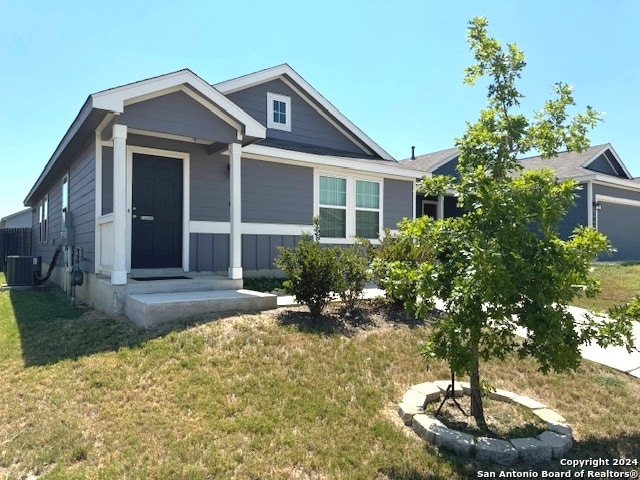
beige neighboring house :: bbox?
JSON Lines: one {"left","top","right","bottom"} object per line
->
{"left": 0, "top": 208, "right": 32, "bottom": 229}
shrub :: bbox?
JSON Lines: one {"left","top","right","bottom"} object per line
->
{"left": 335, "top": 243, "right": 371, "bottom": 311}
{"left": 369, "top": 219, "right": 438, "bottom": 307}
{"left": 275, "top": 222, "right": 342, "bottom": 316}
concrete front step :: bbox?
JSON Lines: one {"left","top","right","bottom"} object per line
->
{"left": 125, "top": 289, "right": 277, "bottom": 327}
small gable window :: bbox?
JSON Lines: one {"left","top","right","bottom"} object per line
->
{"left": 267, "top": 92, "right": 291, "bottom": 131}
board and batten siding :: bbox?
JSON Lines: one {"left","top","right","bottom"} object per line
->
{"left": 556, "top": 182, "right": 589, "bottom": 239}
{"left": 225, "top": 79, "right": 370, "bottom": 155}
{"left": 242, "top": 159, "right": 313, "bottom": 224}
{"left": 383, "top": 179, "right": 413, "bottom": 229}
{"left": 189, "top": 233, "right": 300, "bottom": 273}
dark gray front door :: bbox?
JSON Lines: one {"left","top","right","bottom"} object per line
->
{"left": 132, "top": 154, "right": 183, "bottom": 269}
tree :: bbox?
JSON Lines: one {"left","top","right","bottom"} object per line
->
{"left": 390, "top": 17, "right": 636, "bottom": 428}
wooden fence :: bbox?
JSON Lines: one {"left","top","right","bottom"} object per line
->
{"left": 0, "top": 228, "right": 32, "bottom": 272}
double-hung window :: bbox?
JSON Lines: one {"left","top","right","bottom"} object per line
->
{"left": 319, "top": 176, "right": 347, "bottom": 238}
{"left": 39, "top": 195, "right": 48, "bottom": 243}
{"left": 318, "top": 174, "right": 381, "bottom": 240}
{"left": 267, "top": 92, "right": 291, "bottom": 131}
{"left": 355, "top": 180, "right": 380, "bottom": 238}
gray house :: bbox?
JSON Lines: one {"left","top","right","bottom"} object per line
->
{"left": 23, "top": 64, "right": 418, "bottom": 319}
{"left": 403, "top": 144, "right": 640, "bottom": 261}
{"left": 0, "top": 208, "right": 32, "bottom": 229}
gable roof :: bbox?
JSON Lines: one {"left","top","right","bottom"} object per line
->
{"left": 25, "top": 69, "right": 267, "bottom": 206}
{"left": 214, "top": 64, "right": 395, "bottom": 161}
{"left": 402, "top": 144, "right": 635, "bottom": 183}
{"left": 519, "top": 143, "right": 632, "bottom": 179}
{"left": 399, "top": 147, "right": 459, "bottom": 171}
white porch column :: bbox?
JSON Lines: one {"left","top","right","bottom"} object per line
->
{"left": 228, "top": 142, "right": 243, "bottom": 280}
{"left": 437, "top": 195, "right": 445, "bottom": 220}
{"left": 111, "top": 124, "right": 128, "bottom": 285}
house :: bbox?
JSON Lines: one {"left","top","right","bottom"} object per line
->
{"left": 23, "top": 64, "right": 419, "bottom": 319}
{"left": 403, "top": 144, "right": 640, "bottom": 261}
{"left": 0, "top": 208, "right": 32, "bottom": 229}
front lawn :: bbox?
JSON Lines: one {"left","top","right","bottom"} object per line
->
{"left": 0, "top": 270, "right": 639, "bottom": 478}
{"left": 571, "top": 262, "right": 640, "bottom": 311}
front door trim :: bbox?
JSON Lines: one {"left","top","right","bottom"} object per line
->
{"left": 126, "top": 145, "right": 190, "bottom": 273}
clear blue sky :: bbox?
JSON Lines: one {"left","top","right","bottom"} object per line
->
{"left": 1, "top": 0, "right": 638, "bottom": 219}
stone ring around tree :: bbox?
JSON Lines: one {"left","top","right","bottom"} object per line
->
{"left": 398, "top": 380, "right": 573, "bottom": 466}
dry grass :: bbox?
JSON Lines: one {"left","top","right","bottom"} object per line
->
{"left": 0, "top": 273, "right": 639, "bottom": 478}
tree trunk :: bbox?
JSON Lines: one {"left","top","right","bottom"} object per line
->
{"left": 469, "top": 332, "right": 487, "bottom": 430}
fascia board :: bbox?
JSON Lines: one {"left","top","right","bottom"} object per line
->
{"left": 242, "top": 144, "right": 421, "bottom": 179}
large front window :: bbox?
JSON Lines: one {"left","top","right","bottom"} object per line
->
{"left": 356, "top": 180, "right": 380, "bottom": 238}
{"left": 319, "top": 176, "right": 346, "bottom": 238}
{"left": 318, "top": 174, "right": 381, "bottom": 240}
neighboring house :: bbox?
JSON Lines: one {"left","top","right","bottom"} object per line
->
{"left": 23, "top": 64, "right": 419, "bottom": 314}
{"left": 0, "top": 208, "right": 32, "bottom": 229}
{"left": 403, "top": 143, "right": 640, "bottom": 261}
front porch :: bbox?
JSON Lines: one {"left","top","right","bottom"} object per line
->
{"left": 84, "top": 270, "right": 277, "bottom": 327}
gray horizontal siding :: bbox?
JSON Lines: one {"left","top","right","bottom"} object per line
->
{"left": 69, "top": 144, "right": 96, "bottom": 272}
{"left": 118, "top": 91, "right": 238, "bottom": 143}
{"left": 383, "top": 178, "right": 413, "bottom": 228}
{"left": 556, "top": 183, "right": 588, "bottom": 239}
{"left": 226, "top": 79, "right": 370, "bottom": 156}
{"left": 102, "top": 146, "right": 113, "bottom": 215}
{"left": 125, "top": 134, "right": 230, "bottom": 223}
{"left": 189, "top": 233, "right": 300, "bottom": 273}
{"left": 242, "top": 159, "right": 313, "bottom": 224}
{"left": 190, "top": 151, "right": 230, "bottom": 222}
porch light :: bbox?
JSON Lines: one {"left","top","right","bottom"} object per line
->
{"left": 593, "top": 201, "right": 602, "bottom": 211}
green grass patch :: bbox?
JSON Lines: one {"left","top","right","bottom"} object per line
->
{"left": 572, "top": 262, "right": 640, "bottom": 311}
{"left": 1, "top": 275, "right": 639, "bottom": 478}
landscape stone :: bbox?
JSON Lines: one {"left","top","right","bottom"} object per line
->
{"left": 510, "top": 437, "right": 553, "bottom": 464}
{"left": 411, "top": 414, "right": 446, "bottom": 443}
{"left": 532, "top": 408, "right": 566, "bottom": 424}
{"left": 512, "top": 395, "right": 546, "bottom": 410}
{"left": 409, "top": 382, "right": 441, "bottom": 403}
{"left": 435, "top": 427, "right": 475, "bottom": 456}
{"left": 398, "top": 402, "right": 423, "bottom": 425}
{"left": 434, "top": 380, "right": 463, "bottom": 397}
{"left": 547, "top": 421, "right": 573, "bottom": 437}
{"left": 401, "top": 388, "right": 427, "bottom": 408}
{"left": 488, "top": 388, "right": 517, "bottom": 403}
{"left": 537, "top": 430, "right": 573, "bottom": 459}
{"left": 458, "top": 381, "right": 471, "bottom": 395}
{"left": 475, "top": 437, "right": 518, "bottom": 466}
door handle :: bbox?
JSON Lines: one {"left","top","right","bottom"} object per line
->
{"left": 132, "top": 214, "right": 137, "bottom": 219}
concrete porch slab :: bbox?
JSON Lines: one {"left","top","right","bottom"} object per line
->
{"left": 125, "top": 289, "right": 277, "bottom": 327}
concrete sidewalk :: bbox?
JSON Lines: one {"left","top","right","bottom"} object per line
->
{"left": 276, "top": 288, "right": 640, "bottom": 379}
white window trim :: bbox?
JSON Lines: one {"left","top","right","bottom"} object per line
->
{"left": 62, "top": 174, "right": 69, "bottom": 226}
{"left": 314, "top": 170, "right": 383, "bottom": 243}
{"left": 39, "top": 195, "right": 49, "bottom": 244}
{"left": 267, "top": 92, "right": 291, "bottom": 132}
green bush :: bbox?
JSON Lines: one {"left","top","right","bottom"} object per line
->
{"left": 275, "top": 222, "right": 342, "bottom": 316}
{"left": 368, "top": 219, "right": 438, "bottom": 307}
{"left": 336, "top": 243, "right": 371, "bottom": 311}
{"left": 275, "top": 221, "right": 372, "bottom": 315}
